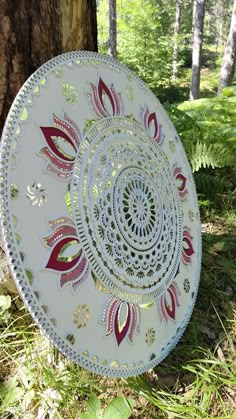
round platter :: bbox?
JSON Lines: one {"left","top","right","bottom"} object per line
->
{"left": 0, "top": 51, "right": 201, "bottom": 377}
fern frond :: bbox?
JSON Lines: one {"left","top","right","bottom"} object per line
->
{"left": 190, "top": 142, "right": 228, "bottom": 172}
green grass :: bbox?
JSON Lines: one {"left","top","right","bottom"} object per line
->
{"left": 1, "top": 214, "right": 235, "bottom": 418}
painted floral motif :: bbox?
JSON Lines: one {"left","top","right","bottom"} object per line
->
{"left": 100, "top": 295, "right": 141, "bottom": 346}
{"left": 26, "top": 182, "right": 47, "bottom": 207}
{"left": 188, "top": 210, "right": 194, "bottom": 222}
{"left": 43, "top": 217, "right": 90, "bottom": 292}
{"left": 183, "top": 278, "right": 190, "bottom": 293}
{"left": 88, "top": 77, "right": 124, "bottom": 118}
{"left": 158, "top": 281, "right": 180, "bottom": 322}
{"left": 173, "top": 164, "right": 188, "bottom": 201}
{"left": 145, "top": 328, "right": 156, "bottom": 347}
{"left": 182, "top": 226, "right": 195, "bottom": 266}
{"left": 39, "top": 113, "right": 81, "bottom": 180}
{"left": 140, "top": 106, "right": 163, "bottom": 144}
{"left": 73, "top": 304, "right": 90, "bottom": 328}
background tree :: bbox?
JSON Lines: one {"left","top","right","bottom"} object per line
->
{"left": 218, "top": 0, "right": 236, "bottom": 94}
{"left": 0, "top": 0, "right": 97, "bottom": 133}
{"left": 190, "top": 0, "right": 205, "bottom": 100}
{"left": 109, "top": 0, "right": 117, "bottom": 58}
{"left": 172, "top": 0, "right": 182, "bottom": 81}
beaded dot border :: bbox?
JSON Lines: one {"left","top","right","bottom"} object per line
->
{"left": 0, "top": 51, "right": 202, "bottom": 377}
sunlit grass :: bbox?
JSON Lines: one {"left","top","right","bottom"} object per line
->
{"left": 0, "top": 216, "right": 235, "bottom": 417}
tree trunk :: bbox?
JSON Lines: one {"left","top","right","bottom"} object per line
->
{"left": 0, "top": 0, "right": 97, "bottom": 133}
{"left": 109, "top": 0, "right": 117, "bottom": 58}
{"left": 0, "top": 0, "right": 97, "bottom": 294}
{"left": 218, "top": 0, "right": 236, "bottom": 95}
{"left": 190, "top": 0, "right": 205, "bottom": 100}
{"left": 172, "top": 0, "right": 182, "bottom": 81}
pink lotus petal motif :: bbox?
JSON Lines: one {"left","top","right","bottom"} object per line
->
{"left": 173, "top": 164, "right": 188, "bottom": 201}
{"left": 141, "top": 106, "right": 163, "bottom": 144}
{"left": 182, "top": 226, "right": 194, "bottom": 266}
{"left": 88, "top": 78, "right": 124, "bottom": 118}
{"left": 39, "top": 113, "right": 81, "bottom": 179}
{"left": 43, "top": 217, "right": 90, "bottom": 292}
{"left": 158, "top": 281, "right": 180, "bottom": 322}
{"left": 100, "top": 295, "right": 141, "bottom": 346}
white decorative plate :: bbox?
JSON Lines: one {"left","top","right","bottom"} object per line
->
{"left": 0, "top": 51, "right": 201, "bottom": 377}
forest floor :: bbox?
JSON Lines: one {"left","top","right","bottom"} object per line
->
{"left": 0, "top": 213, "right": 235, "bottom": 418}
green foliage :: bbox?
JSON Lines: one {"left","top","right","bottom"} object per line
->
{"left": 167, "top": 92, "right": 236, "bottom": 212}
{"left": 79, "top": 393, "right": 135, "bottom": 419}
{"left": 97, "top": 0, "right": 195, "bottom": 102}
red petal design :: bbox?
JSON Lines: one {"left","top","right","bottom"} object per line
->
{"left": 60, "top": 254, "right": 87, "bottom": 287}
{"left": 183, "top": 236, "right": 194, "bottom": 257}
{"left": 98, "top": 78, "right": 115, "bottom": 116}
{"left": 64, "top": 113, "right": 81, "bottom": 147}
{"left": 148, "top": 112, "right": 159, "bottom": 139}
{"left": 49, "top": 217, "right": 75, "bottom": 231}
{"left": 45, "top": 237, "right": 81, "bottom": 272}
{"left": 40, "top": 127, "right": 76, "bottom": 161}
{"left": 52, "top": 114, "right": 80, "bottom": 149}
{"left": 106, "top": 298, "right": 120, "bottom": 335}
{"left": 165, "top": 289, "right": 176, "bottom": 320}
{"left": 43, "top": 225, "right": 77, "bottom": 247}
{"left": 72, "top": 264, "right": 90, "bottom": 292}
{"left": 39, "top": 147, "right": 74, "bottom": 171}
{"left": 176, "top": 173, "right": 187, "bottom": 192}
{"left": 114, "top": 303, "right": 131, "bottom": 346}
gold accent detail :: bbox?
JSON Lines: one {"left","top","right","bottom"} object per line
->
{"left": 188, "top": 210, "right": 194, "bottom": 222}
{"left": 66, "top": 334, "right": 75, "bottom": 345}
{"left": 40, "top": 78, "right": 47, "bottom": 86}
{"left": 140, "top": 302, "right": 154, "bottom": 310}
{"left": 169, "top": 141, "right": 176, "bottom": 153}
{"left": 20, "top": 107, "right": 28, "bottom": 121}
{"left": 11, "top": 184, "right": 19, "bottom": 199}
{"left": 62, "top": 83, "right": 78, "bottom": 104}
{"left": 82, "top": 351, "right": 89, "bottom": 357}
{"left": 53, "top": 68, "right": 62, "bottom": 78}
{"left": 92, "top": 272, "right": 110, "bottom": 294}
{"left": 125, "top": 84, "right": 134, "bottom": 100}
{"left": 73, "top": 304, "right": 90, "bottom": 328}
{"left": 91, "top": 356, "right": 98, "bottom": 362}
{"left": 34, "top": 86, "right": 40, "bottom": 95}
{"left": 145, "top": 328, "right": 156, "bottom": 347}
{"left": 64, "top": 190, "right": 73, "bottom": 216}
{"left": 57, "top": 240, "right": 81, "bottom": 263}
{"left": 25, "top": 269, "right": 33, "bottom": 285}
{"left": 110, "top": 360, "right": 119, "bottom": 368}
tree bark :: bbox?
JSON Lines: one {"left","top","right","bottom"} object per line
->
{"left": 218, "top": 0, "right": 236, "bottom": 95}
{"left": 109, "top": 0, "right": 117, "bottom": 58}
{"left": 0, "top": 0, "right": 97, "bottom": 133}
{"left": 172, "top": 0, "right": 182, "bottom": 81}
{"left": 0, "top": 0, "right": 97, "bottom": 294}
{"left": 190, "top": 0, "right": 205, "bottom": 100}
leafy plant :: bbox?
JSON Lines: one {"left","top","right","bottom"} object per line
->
{"left": 79, "top": 393, "right": 135, "bottom": 419}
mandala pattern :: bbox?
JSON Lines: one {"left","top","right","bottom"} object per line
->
{"left": 0, "top": 52, "right": 201, "bottom": 377}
